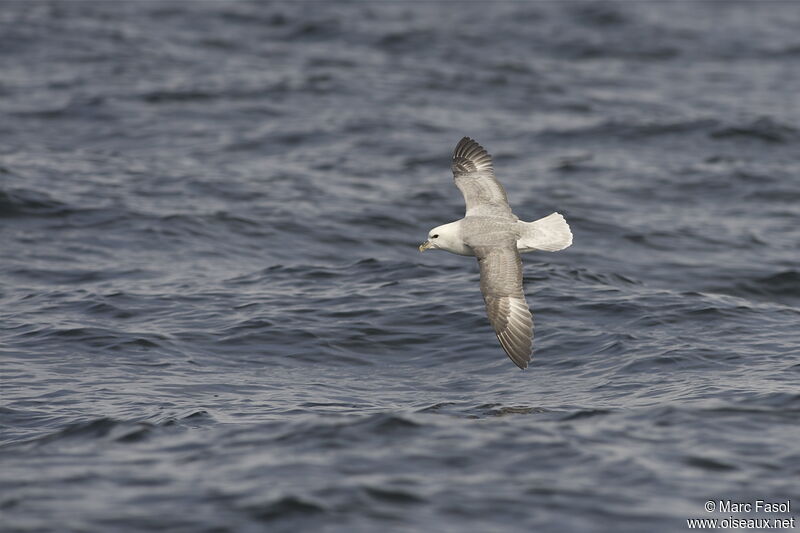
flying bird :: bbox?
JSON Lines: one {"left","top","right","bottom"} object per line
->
{"left": 419, "top": 137, "right": 573, "bottom": 369}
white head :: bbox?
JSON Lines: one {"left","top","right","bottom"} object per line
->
{"left": 418, "top": 221, "right": 471, "bottom": 255}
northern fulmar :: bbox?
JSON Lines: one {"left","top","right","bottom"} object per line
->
{"left": 419, "top": 137, "right": 573, "bottom": 369}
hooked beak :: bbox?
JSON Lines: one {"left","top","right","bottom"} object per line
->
{"left": 418, "top": 240, "right": 433, "bottom": 252}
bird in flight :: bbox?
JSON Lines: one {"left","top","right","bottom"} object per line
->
{"left": 419, "top": 137, "right": 572, "bottom": 369}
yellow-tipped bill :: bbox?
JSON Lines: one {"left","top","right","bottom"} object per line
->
{"left": 419, "top": 240, "right": 433, "bottom": 252}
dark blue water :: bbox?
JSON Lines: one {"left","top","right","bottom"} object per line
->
{"left": 2, "top": 2, "right": 799, "bottom": 532}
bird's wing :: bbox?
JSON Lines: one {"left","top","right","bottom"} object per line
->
{"left": 472, "top": 243, "right": 533, "bottom": 369}
{"left": 451, "top": 137, "right": 514, "bottom": 218}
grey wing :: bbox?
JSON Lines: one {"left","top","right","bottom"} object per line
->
{"left": 473, "top": 244, "right": 534, "bottom": 369}
{"left": 451, "top": 137, "right": 514, "bottom": 218}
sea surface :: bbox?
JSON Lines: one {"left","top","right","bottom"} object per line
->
{"left": 1, "top": 2, "right": 799, "bottom": 532}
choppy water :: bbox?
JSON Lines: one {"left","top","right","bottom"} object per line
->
{"left": 2, "top": 2, "right": 799, "bottom": 532}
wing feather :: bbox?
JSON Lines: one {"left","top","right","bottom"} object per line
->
{"left": 451, "top": 137, "right": 514, "bottom": 218}
{"left": 473, "top": 243, "right": 534, "bottom": 369}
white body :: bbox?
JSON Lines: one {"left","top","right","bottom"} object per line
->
{"left": 426, "top": 212, "right": 572, "bottom": 256}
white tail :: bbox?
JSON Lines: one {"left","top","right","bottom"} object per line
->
{"left": 517, "top": 212, "right": 573, "bottom": 253}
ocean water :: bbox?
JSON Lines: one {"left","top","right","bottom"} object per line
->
{"left": 1, "top": 2, "right": 799, "bottom": 532}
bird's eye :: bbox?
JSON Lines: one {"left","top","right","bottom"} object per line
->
{"left": 432, "top": 234, "right": 439, "bottom": 239}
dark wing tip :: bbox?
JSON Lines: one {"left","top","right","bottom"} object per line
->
{"left": 497, "top": 332, "right": 532, "bottom": 370}
{"left": 452, "top": 137, "right": 493, "bottom": 174}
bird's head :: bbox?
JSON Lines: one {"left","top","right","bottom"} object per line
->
{"left": 419, "top": 222, "right": 462, "bottom": 253}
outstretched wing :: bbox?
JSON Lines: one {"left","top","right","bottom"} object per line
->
{"left": 451, "top": 137, "right": 514, "bottom": 218}
{"left": 473, "top": 243, "right": 533, "bottom": 369}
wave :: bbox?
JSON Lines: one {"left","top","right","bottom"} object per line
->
{"left": 710, "top": 117, "right": 799, "bottom": 144}
{"left": 2, "top": 410, "right": 213, "bottom": 449}
{"left": 709, "top": 270, "right": 800, "bottom": 304}
{"left": 539, "top": 117, "right": 719, "bottom": 141}
{"left": 0, "top": 188, "right": 75, "bottom": 218}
